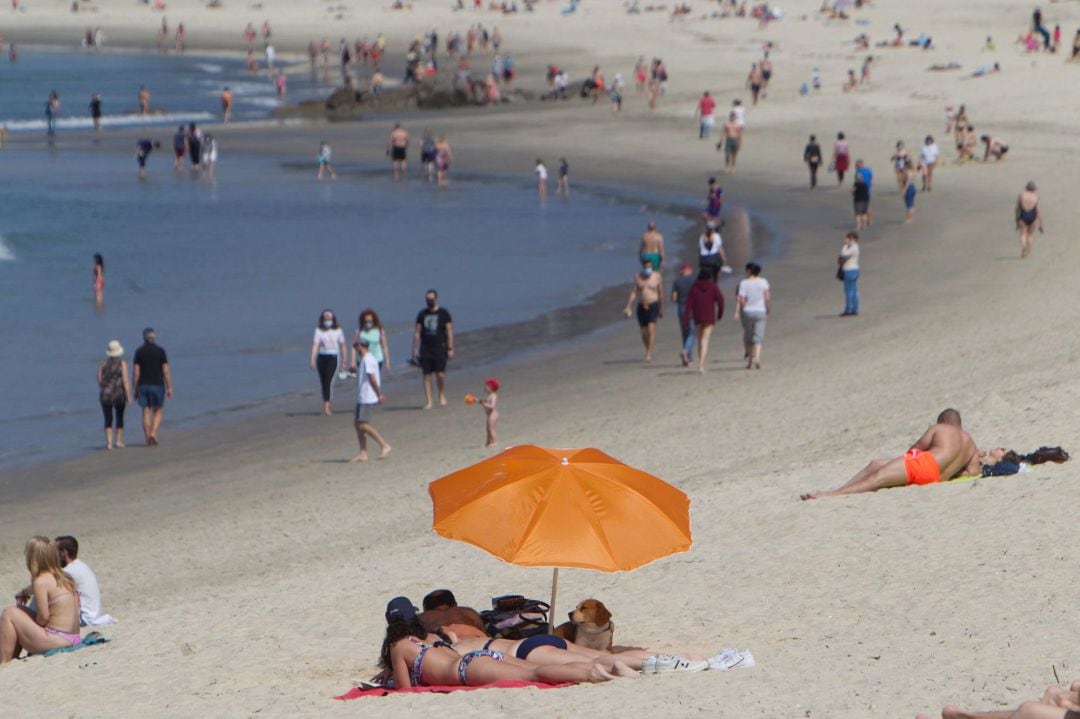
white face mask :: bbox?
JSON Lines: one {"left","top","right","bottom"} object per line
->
{"left": 642, "top": 268, "right": 653, "bottom": 277}
{"left": 323, "top": 320, "right": 333, "bottom": 329}
{"left": 363, "top": 321, "right": 374, "bottom": 329}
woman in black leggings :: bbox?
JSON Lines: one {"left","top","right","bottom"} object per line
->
{"left": 309, "top": 309, "right": 347, "bottom": 416}
{"left": 98, "top": 340, "right": 132, "bottom": 450}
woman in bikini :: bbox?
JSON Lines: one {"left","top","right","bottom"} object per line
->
{"left": 1, "top": 537, "right": 81, "bottom": 663}
{"left": 890, "top": 141, "right": 912, "bottom": 193}
{"left": 379, "top": 597, "right": 627, "bottom": 688}
{"left": 441, "top": 626, "right": 655, "bottom": 672}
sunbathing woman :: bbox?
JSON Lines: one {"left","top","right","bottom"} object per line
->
{"left": 440, "top": 625, "right": 655, "bottom": 671}
{"left": 379, "top": 597, "right": 630, "bottom": 688}
{"left": 917, "top": 679, "right": 1080, "bottom": 719}
{"left": 1, "top": 537, "right": 82, "bottom": 664}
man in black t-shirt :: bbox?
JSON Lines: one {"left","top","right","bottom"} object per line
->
{"left": 132, "top": 327, "right": 173, "bottom": 446}
{"left": 411, "top": 289, "right": 453, "bottom": 410}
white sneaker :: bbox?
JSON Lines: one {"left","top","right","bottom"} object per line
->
{"left": 640, "top": 655, "right": 658, "bottom": 675}
{"left": 708, "top": 648, "right": 755, "bottom": 671}
{"left": 653, "top": 655, "right": 709, "bottom": 673}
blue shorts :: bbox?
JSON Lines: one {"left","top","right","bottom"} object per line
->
{"left": 137, "top": 385, "right": 165, "bottom": 408}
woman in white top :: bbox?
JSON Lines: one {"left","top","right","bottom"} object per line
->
{"left": 697, "top": 224, "right": 728, "bottom": 281}
{"left": 918, "top": 135, "right": 939, "bottom": 191}
{"left": 734, "top": 262, "right": 771, "bottom": 369}
{"left": 310, "top": 309, "right": 347, "bottom": 416}
{"left": 839, "top": 231, "right": 860, "bottom": 317}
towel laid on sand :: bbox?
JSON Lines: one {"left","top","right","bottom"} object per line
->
{"left": 335, "top": 680, "right": 572, "bottom": 700}
{"left": 42, "top": 633, "right": 110, "bottom": 658}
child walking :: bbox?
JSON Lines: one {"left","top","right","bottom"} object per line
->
{"left": 317, "top": 140, "right": 336, "bottom": 181}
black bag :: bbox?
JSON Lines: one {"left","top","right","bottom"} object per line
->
{"left": 479, "top": 595, "right": 550, "bottom": 640}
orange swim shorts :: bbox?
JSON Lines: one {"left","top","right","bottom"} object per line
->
{"left": 904, "top": 449, "right": 941, "bottom": 486}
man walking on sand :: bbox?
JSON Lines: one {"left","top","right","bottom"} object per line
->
{"left": 388, "top": 123, "right": 409, "bottom": 181}
{"left": 623, "top": 259, "right": 663, "bottom": 362}
{"left": 412, "top": 289, "right": 454, "bottom": 409}
{"left": 132, "top": 327, "right": 172, "bottom": 446}
{"left": 639, "top": 221, "right": 665, "bottom": 271}
{"left": 800, "top": 409, "right": 981, "bottom": 500}
{"left": 350, "top": 338, "right": 391, "bottom": 462}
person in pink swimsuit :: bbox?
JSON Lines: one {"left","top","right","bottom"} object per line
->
{"left": 1, "top": 537, "right": 82, "bottom": 663}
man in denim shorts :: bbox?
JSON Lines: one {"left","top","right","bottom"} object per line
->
{"left": 132, "top": 327, "right": 172, "bottom": 446}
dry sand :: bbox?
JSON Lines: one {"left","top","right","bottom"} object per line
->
{"left": 3, "top": 1, "right": 1080, "bottom": 716}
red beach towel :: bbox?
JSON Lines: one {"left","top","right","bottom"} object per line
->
{"left": 334, "top": 680, "right": 572, "bottom": 700}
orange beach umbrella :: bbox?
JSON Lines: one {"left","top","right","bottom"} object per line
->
{"left": 429, "top": 445, "right": 692, "bottom": 625}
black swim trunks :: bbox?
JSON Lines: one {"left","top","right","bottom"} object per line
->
{"left": 419, "top": 354, "right": 447, "bottom": 374}
{"left": 636, "top": 302, "right": 660, "bottom": 327}
{"left": 391, "top": 146, "right": 407, "bottom": 161}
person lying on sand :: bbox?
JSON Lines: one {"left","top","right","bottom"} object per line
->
{"left": 440, "top": 626, "right": 707, "bottom": 673}
{"left": 380, "top": 597, "right": 635, "bottom": 687}
{"left": 917, "top": 678, "right": 1080, "bottom": 719}
{"left": 801, "top": 409, "right": 980, "bottom": 500}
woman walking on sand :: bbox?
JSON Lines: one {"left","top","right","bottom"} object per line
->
{"left": 684, "top": 269, "right": 725, "bottom": 374}
{"left": 832, "top": 132, "right": 850, "bottom": 184}
{"left": 351, "top": 309, "right": 391, "bottom": 373}
{"left": 98, "top": 340, "right": 131, "bottom": 450}
{"left": 838, "top": 232, "right": 860, "bottom": 317}
{"left": 735, "top": 263, "right": 770, "bottom": 370}
{"left": 1016, "top": 181, "right": 1044, "bottom": 258}
{"left": 310, "top": 309, "right": 347, "bottom": 416}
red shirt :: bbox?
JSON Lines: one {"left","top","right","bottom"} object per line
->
{"left": 699, "top": 95, "right": 716, "bottom": 116}
{"left": 684, "top": 279, "right": 725, "bottom": 327}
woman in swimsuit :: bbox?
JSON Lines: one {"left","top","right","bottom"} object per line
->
{"left": 92, "top": 253, "right": 105, "bottom": 306}
{"left": 1, "top": 536, "right": 82, "bottom": 663}
{"left": 380, "top": 597, "right": 624, "bottom": 688}
{"left": 442, "top": 627, "right": 652, "bottom": 672}
{"left": 1015, "top": 181, "right": 1044, "bottom": 259}
{"left": 434, "top": 136, "right": 452, "bottom": 189}
{"left": 890, "top": 141, "right": 912, "bottom": 192}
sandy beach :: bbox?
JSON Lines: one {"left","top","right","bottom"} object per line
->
{"left": 4, "top": 1, "right": 1080, "bottom": 716}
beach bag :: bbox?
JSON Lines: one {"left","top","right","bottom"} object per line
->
{"left": 480, "top": 595, "right": 550, "bottom": 640}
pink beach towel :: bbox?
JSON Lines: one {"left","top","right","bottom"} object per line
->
{"left": 334, "top": 680, "right": 572, "bottom": 700}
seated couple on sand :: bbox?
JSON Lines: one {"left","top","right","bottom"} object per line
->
{"left": 918, "top": 678, "right": 1080, "bottom": 719}
{"left": 802, "top": 409, "right": 987, "bottom": 500}
{"left": 378, "top": 589, "right": 709, "bottom": 688}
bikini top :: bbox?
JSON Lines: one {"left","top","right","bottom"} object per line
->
{"left": 409, "top": 637, "right": 457, "bottom": 687}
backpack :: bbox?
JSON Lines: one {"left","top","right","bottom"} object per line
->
{"left": 479, "top": 595, "right": 550, "bottom": 640}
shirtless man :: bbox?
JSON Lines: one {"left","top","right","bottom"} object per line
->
{"left": 759, "top": 52, "right": 773, "bottom": 97}
{"left": 981, "top": 134, "right": 1008, "bottom": 162}
{"left": 746, "top": 63, "right": 764, "bottom": 105}
{"left": 800, "top": 409, "right": 980, "bottom": 500}
{"left": 623, "top": 259, "right": 663, "bottom": 362}
{"left": 721, "top": 112, "right": 743, "bottom": 172}
{"left": 1015, "top": 181, "right": 1044, "bottom": 259}
{"left": 220, "top": 86, "right": 233, "bottom": 123}
{"left": 387, "top": 123, "right": 409, "bottom": 181}
{"left": 639, "top": 221, "right": 665, "bottom": 271}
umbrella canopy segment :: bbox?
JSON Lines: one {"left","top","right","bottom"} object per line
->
{"left": 430, "top": 445, "right": 692, "bottom": 572}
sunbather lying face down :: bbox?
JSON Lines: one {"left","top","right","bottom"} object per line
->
{"left": 379, "top": 597, "right": 631, "bottom": 688}
{"left": 801, "top": 409, "right": 981, "bottom": 500}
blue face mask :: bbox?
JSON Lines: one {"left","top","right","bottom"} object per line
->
{"left": 642, "top": 267, "right": 653, "bottom": 277}
{"left": 323, "top": 320, "right": 333, "bottom": 329}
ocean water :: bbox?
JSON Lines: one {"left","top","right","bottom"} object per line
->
{"left": 0, "top": 47, "right": 335, "bottom": 132}
{"left": 0, "top": 147, "right": 692, "bottom": 470}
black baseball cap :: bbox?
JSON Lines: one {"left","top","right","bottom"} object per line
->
{"left": 385, "top": 596, "right": 418, "bottom": 623}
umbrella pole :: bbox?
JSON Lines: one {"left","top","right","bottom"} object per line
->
{"left": 547, "top": 567, "right": 559, "bottom": 634}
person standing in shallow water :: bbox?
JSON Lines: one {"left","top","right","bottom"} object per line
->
{"left": 132, "top": 327, "right": 172, "bottom": 446}
{"left": 98, "top": 340, "right": 131, "bottom": 450}
{"left": 92, "top": 253, "right": 105, "bottom": 306}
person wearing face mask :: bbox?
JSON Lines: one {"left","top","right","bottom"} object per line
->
{"left": 310, "top": 309, "right": 347, "bottom": 416}
{"left": 411, "top": 290, "right": 453, "bottom": 410}
{"left": 351, "top": 308, "right": 391, "bottom": 375}
{"left": 622, "top": 259, "right": 663, "bottom": 362}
